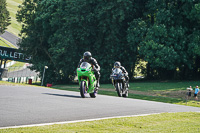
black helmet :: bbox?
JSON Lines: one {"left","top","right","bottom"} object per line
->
{"left": 83, "top": 51, "right": 92, "bottom": 62}
{"left": 114, "top": 61, "right": 121, "bottom": 68}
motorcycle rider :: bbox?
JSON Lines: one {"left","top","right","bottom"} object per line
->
{"left": 112, "top": 61, "right": 129, "bottom": 88}
{"left": 78, "top": 51, "right": 100, "bottom": 89}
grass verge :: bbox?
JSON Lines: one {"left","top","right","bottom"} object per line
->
{"left": 1, "top": 112, "right": 200, "bottom": 132}
{"left": 6, "top": 0, "right": 22, "bottom": 36}
{"left": 0, "top": 81, "right": 21, "bottom": 86}
{"left": 52, "top": 81, "right": 200, "bottom": 107}
{"left": 0, "top": 38, "right": 9, "bottom": 47}
{"left": 0, "top": 81, "right": 40, "bottom": 87}
{"left": 7, "top": 61, "right": 25, "bottom": 72}
{"left": 0, "top": 81, "right": 31, "bottom": 86}
{"left": 0, "top": 37, "right": 16, "bottom": 48}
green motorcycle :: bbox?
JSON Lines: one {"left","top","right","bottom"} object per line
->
{"left": 77, "top": 62, "right": 97, "bottom": 98}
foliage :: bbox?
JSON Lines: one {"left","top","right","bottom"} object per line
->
{"left": 17, "top": 0, "right": 139, "bottom": 84}
{"left": 0, "top": 0, "right": 11, "bottom": 34}
{"left": 16, "top": 0, "right": 200, "bottom": 84}
{"left": 128, "top": 0, "right": 200, "bottom": 79}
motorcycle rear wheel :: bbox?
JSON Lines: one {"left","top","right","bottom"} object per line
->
{"left": 80, "top": 81, "right": 87, "bottom": 98}
{"left": 89, "top": 91, "right": 97, "bottom": 98}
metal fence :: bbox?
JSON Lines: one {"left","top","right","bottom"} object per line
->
{"left": 1, "top": 66, "right": 40, "bottom": 83}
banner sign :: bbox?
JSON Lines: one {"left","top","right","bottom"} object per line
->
{"left": 0, "top": 46, "right": 31, "bottom": 62}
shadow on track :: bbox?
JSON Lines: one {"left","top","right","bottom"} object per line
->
{"left": 42, "top": 93, "right": 81, "bottom": 98}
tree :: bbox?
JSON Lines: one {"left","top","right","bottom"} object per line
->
{"left": 17, "top": 0, "right": 140, "bottom": 84}
{"left": 128, "top": 0, "right": 200, "bottom": 79}
{"left": 0, "top": 0, "right": 10, "bottom": 34}
{"left": 17, "top": 0, "right": 63, "bottom": 84}
{"left": 17, "top": 0, "right": 200, "bottom": 83}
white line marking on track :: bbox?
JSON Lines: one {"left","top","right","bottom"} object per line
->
{"left": 0, "top": 113, "right": 161, "bottom": 129}
{"left": 1, "top": 112, "right": 199, "bottom": 129}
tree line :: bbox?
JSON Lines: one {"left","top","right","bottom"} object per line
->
{"left": 16, "top": 0, "right": 200, "bottom": 84}
{"left": 0, "top": 0, "right": 10, "bottom": 34}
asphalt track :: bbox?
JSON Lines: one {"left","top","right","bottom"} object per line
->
{"left": 0, "top": 85, "right": 199, "bottom": 128}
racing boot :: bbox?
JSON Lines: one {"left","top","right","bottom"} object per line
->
{"left": 94, "top": 87, "right": 98, "bottom": 93}
{"left": 126, "top": 76, "right": 129, "bottom": 88}
{"left": 96, "top": 78, "right": 100, "bottom": 88}
{"left": 126, "top": 81, "right": 129, "bottom": 88}
{"left": 94, "top": 78, "right": 100, "bottom": 92}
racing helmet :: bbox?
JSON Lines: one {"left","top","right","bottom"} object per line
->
{"left": 114, "top": 61, "right": 121, "bottom": 68}
{"left": 83, "top": 51, "right": 92, "bottom": 62}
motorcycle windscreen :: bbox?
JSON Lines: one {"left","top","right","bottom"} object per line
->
{"left": 112, "top": 68, "right": 122, "bottom": 75}
{"left": 80, "top": 62, "right": 91, "bottom": 69}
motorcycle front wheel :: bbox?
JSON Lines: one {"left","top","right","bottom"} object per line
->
{"left": 80, "top": 81, "right": 87, "bottom": 98}
{"left": 116, "top": 83, "right": 122, "bottom": 97}
{"left": 122, "top": 89, "right": 128, "bottom": 97}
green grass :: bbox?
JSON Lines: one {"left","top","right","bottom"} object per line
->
{"left": 1, "top": 0, "right": 22, "bottom": 47}
{"left": 0, "top": 37, "right": 16, "bottom": 48}
{"left": 0, "top": 81, "right": 41, "bottom": 86}
{"left": 7, "top": 61, "right": 25, "bottom": 72}
{"left": 52, "top": 84, "right": 187, "bottom": 105}
{"left": 0, "top": 81, "right": 21, "bottom": 85}
{"left": 1, "top": 112, "right": 200, "bottom": 132}
{"left": 101, "top": 81, "right": 200, "bottom": 92}
{"left": 6, "top": 0, "right": 22, "bottom": 36}
{"left": 53, "top": 80, "right": 200, "bottom": 94}
{"left": 0, "top": 80, "right": 30, "bottom": 86}
{"left": 99, "top": 89, "right": 183, "bottom": 102}
{"left": 0, "top": 38, "right": 10, "bottom": 47}
{"left": 52, "top": 81, "right": 200, "bottom": 107}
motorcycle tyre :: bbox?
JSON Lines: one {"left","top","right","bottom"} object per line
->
{"left": 122, "top": 89, "right": 128, "bottom": 97}
{"left": 89, "top": 91, "right": 97, "bottom": 98}
{"left": 116, "top": 83, "right": 122, "bottom": 97}
{"left": 80, "top": 81, "right": 87, "bottom": 98}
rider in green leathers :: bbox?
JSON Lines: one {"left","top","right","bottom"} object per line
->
{"left": 78, "top": 51, "right": 101, "bottom": 89}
